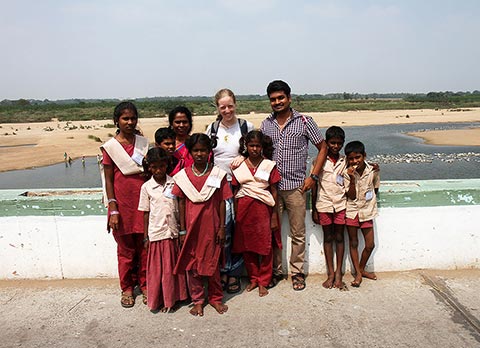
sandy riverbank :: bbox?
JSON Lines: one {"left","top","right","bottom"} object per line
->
{"left": 0, "top": 108, "right": 479, "bottom": 172}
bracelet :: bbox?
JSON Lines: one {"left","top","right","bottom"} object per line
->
{"left": 178, "top": 230, "right": 187, "bottom": 236}
{"left": 109, "top": 210, "right": 120, "bottom": 216}
{"left": 108, "top": 198, "right": 117, "bottom": 204}
{"left": 143, "top": 237, "right": 149, "bottom": 243}
{"left": 310, "top": 174, "right": 319, "bottom": 182}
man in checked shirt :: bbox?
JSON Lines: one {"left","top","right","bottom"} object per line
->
{"left": 261, "top": 80, "right": 327, "bottom": 291}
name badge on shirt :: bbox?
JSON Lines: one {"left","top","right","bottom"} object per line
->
{"left": 131, "top": 152, "right": 144, "bottom": 166}
{"left": 365, "top": 190, "right": 374, "bottom": 201}
{"left": 163, "top": 186, "right": 176, "bottom": 199}
{"left": 336, "top": 174, "right": 344, "bottom": 185}
{"left": 254, "top": 169, "right": 270, "bottom": 182}
{"left": 206, "top": 176, "right": 221, "bottom": 188}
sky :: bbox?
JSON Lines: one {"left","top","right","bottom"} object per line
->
{"left": 1, "top": 0, "right": 480, "bottom": 100}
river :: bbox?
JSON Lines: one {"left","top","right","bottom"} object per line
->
{"left": 0, "top": 122, "right": 479, "bottom": 189}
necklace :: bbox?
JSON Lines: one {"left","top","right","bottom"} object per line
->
{"left": 247, "top": 158, "right": 262, "bottom": 172}
{"left": 221, "top": 116, "right": 237, "bottom": 128}
{"left": 192, "top": 163, "right": 209, "bottom": 177}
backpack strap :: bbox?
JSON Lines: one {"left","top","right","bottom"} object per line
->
{"left": 210, "top": 120, "right": 221, "bottom": 138}
{"left": 238, "top": 118, "right": 248, "bottom": 137}
{"left": 212, "top": 118, "right": 248, "bottom": 138}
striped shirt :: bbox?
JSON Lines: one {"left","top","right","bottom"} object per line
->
{"left": 260, "top": 108, "right": 324, "bottom": 191}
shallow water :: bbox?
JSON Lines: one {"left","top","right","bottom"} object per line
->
{"left": 315, "top": 122, "right": 480, "bottom": 181}
{"left": 0, "top": 157, "right": 102, "bottom": 189}
{"left": 0, "top": 122, "right": 479, "bottom": 189}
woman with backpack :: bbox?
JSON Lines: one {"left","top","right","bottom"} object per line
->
{"left": 205, "top": 88, "right": 254, "bottom": 294}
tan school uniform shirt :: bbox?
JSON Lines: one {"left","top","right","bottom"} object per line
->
{"left": 315, "top": 156, "right": 347, "bottom": 213}
{"left": 138, "top": 175, "right": 179, "bottom": 241}
{"left": 343, "top": 162, "right": 380, "bottom": 222}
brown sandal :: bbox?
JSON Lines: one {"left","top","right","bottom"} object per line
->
{"left": 121, "top": 292, "right": 135, "bottom": 308}
{"left": 292, "top": 273, "right": 306, "bottom": 291}
{"left": 142, "top": 293, "right": 147, "bottom": 305}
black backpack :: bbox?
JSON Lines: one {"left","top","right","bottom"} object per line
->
{"left": 210, "top": 118, "right": 249, "bottom": 148}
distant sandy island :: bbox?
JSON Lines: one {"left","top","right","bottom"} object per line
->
{"left": 1, "top": 108, "right": 479, "bottom": 172}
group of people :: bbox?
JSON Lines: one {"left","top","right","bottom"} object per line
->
{"left": 100, "top": 80, "right": 380, "bottom": 316}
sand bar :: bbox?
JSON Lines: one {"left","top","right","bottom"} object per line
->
{"left": 1, "top": 108, "right": 480, "bottom": 172}
{"left": 407, "top": 128, "right": 480, "bottom": 146}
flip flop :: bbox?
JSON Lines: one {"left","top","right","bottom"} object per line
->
{"left": 121, "top": 292, "right": 135, "bottom": 308}
{"left": 226, "top": 276, "right": 241, "bottom": 294}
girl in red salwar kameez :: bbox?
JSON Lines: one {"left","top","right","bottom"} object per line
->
{"left": 231, "top": 130, "right": 280, "bottom": 297}
{"left": 101, "top": 102, "right": 148, "bottom": 308}
{"left": 172, "top": 134, "right": 232, "bottom": 317}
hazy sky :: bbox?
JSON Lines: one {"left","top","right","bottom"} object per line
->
{"left": 1, "top": 0, "right": 479, "bottom": 100}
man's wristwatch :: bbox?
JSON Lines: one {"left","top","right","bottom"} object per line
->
{"left": 310, "top": 174, "right": 319, "bottom": 182}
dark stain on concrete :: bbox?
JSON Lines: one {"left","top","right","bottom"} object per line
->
{"left": 422, "top": 273, "right": 480, "bottom": 343}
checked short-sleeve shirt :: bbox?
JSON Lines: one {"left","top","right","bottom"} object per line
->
{"left": 260, "top": 108, "right": 324, "bottom": 191}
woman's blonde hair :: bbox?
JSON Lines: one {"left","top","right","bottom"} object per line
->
{"left": 214, "top": 88, "right": 236, "bottom": 106}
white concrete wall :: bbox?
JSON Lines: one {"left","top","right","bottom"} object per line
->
{"left": 301, "top": 205, "right": 480, "bottom": 275}
{"left": 1, "top": 205, "right": 479, "bottom": 279}
{"left": 1, "top": 216, "right": 117, "bottom": 279}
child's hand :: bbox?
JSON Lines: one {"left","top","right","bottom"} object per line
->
{"left": 179, "top": 234, "right": 186, "bottom": 247}
{"left": 312, "top": 210, "right": 320, "bottom": 224}
{"left": 108, "top": 214, "right": 120, "bottom": 232}
{"left": 372, "top": 162, "right": 380, "bottom": 172}
{"left": 347, "top": 166, "right": 356, "bottom": 177}
{"left": 230, "top": 155, "right": 245, "bottom": 170}
{"left": 216, "top": 226, "right": 226, "bottom": 244}
{"left": 270, "top": 213, "right": 279, "bottom": 231}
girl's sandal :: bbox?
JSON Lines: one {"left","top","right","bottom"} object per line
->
{"left": 121, "top": 292, "right": 135, "bottom": 308}
{"left": 142, "top": 293, "right": 147, "bottom": 305}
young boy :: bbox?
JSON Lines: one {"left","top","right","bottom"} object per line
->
{"left": 154, "top": 127, "right": 179, "bottom": 176}
{"left": 343, "top": 140, "right": 380, "bottom": 287}
{"left": 311, "top": 126, "right": 347, "bottom": 290}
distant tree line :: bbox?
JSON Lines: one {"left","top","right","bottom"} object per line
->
{"left": 1, "top": 91, "right": 480, "bottom": 123}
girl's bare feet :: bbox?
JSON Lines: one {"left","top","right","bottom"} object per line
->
{"left": 258, "top": 285, "right": 269, "bottom": 297}
{"left": 210, "top": 302, "right": 228, "bottom": 314}
{"left": 351, "top": 273, "right": 362, "bottom": 288}
{"left": 322, "top": 275, "right": 334, "bottom": 289}
{"left": 333, "top": 272, "right": 344, "bottom": 289}
{"left": 246, "top": 282, "right": 258, "bottom": 292}
{"left": 362, "top": 270, "right": 377, "bottom": 280}
{"left": 189, "top": 304, "right": 203, "bottom": 316}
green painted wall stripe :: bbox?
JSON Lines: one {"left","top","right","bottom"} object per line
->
{"left": 0, "top": 179, "right": 479, "bottom": 217}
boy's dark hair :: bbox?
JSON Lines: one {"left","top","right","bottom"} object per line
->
{"left": 344, "top": 141, "right": 366, "bottom": 156}
{"left": 154, "top": 127, "right": 175, "bottom": 144}
{"left": 325, "top": 126, "right": 345, "bottom": 142}
{"left": 142, "top": 147, "right": 169, "bottom": 173}
{"left": 266, "top": 80, "right": 291, "bottom": 97}
{"left": 186, "top": 133, "right": 213, "bottom": 153}
{"left": 168, "top": 106, "right": 193, "bottom": 134}
{"left": 113, "top": 101, "right": 138, "bottom": 126}
{"left": 239, "top": 130, "right": 274, "bottom": 160}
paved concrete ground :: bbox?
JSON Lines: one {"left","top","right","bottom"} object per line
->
{"left": 1, "top": 270, "right": 480, "bottom": 348}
